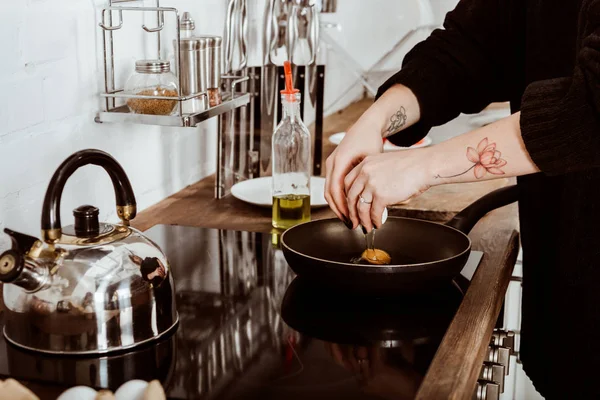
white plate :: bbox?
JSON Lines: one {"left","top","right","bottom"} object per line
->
{"left": 231, "top": 177, "right": 328, "bottom": 208}
{"left": 328, "top": 132, "right": 432, "bottom": 151}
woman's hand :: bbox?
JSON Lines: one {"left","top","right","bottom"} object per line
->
{"left": 325, "top": 115, "right": 384, "bottom": 226}
{"left": 324, "top": 85, "right": 421, "bottom": 226}
{"left": 345, "top": 149, "right": 434, "bottom": 231}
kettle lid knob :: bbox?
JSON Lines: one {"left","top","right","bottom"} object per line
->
{"left": 73, "top": 205, "right": 100, "bottom": 238}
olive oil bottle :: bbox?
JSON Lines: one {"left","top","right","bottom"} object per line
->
{"left": 272, "top": 61, "right": 312, "bottom": 230}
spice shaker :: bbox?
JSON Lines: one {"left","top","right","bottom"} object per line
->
{"left": 167, "top": 12, "right": 195, "bottom": 73}
{"left": 124, "top": 60, "right": 179, "bottom": 116}
{"left": 179, "top": 12, "right": 195, "bottom": 39}
{"left": 203, "top": 36, "right": 223, "bottom": 107}
{"left": 176, "top": 37, "right": 208, "bottom": 113}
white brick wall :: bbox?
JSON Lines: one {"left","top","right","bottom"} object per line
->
{"left": 0, "top": 0, "right": 225, "bottom": 250}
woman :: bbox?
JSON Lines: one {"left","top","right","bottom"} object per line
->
{"left": 129, "top": 254, "right": 167, "bottom": 287}
{"left": 325, "top": 0, "right": 600, "bottom": 398}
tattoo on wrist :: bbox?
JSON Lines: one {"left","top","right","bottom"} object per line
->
{"left": 385, "top": 106, "right": 408, "bottom": 137}
{"left": 435, "top": 138, "right": 507, "bottom": 180}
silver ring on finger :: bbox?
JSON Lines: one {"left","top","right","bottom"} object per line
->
{"left": 359, "top": 194, "right": 372, "bottom": 205}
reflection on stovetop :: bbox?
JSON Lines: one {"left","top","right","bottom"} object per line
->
{"left": 0, "top": 225, "right": 483, "bottom": 400}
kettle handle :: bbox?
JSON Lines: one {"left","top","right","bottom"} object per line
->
{"left": 41, "top": 149, "right": 137, "bottom": 243}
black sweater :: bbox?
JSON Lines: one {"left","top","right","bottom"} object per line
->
{"left": 377, "top": 0, "right": 600, "bottom": 397}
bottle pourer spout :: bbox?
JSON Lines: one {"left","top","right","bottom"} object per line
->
{"left": 280, "top": 61, "right": 300, "bottom": 101}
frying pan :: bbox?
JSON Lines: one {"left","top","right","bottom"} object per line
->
{"left": 281, "top": 185, "right": 519, "bottom": 294}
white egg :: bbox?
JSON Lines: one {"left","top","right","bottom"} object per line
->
{"left": 57, "top": 386, "right": 98, "bottom": 400}
{"left": 114, "top": 380, "right": 149, "bottom": 400}
{"left": 357, "top": 208, "right": 388, "bottom": 230}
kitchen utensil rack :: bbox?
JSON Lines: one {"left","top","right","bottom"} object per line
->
{"left": 95, "top": 0, "right": 250, "bottom": 127}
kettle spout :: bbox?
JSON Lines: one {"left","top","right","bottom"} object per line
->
{"left": 0, "top": 229, "right": 49, "bottom": 292}
{"left": 4, "top": 228, "right": 39, "bottom": 254}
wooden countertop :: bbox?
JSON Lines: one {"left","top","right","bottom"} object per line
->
{"left": 132, "top": 99, "right": 520, "bottom": 400}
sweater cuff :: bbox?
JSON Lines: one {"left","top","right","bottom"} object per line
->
{"left": 375, "top": 61, "right": 436, "bottom": 147}
{"left": 520, "top": 78, "right": 572, "bottom": 175}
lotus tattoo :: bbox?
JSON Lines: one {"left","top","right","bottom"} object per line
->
{"left": 436, "top": 138, "right": 507, "bottom": 179}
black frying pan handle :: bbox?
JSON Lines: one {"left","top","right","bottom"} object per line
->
{"left": 445, "top": 185, "right": 519, "bottom": 234}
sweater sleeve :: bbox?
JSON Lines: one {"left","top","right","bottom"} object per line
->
{"left": 520, "top": 0, "right": 600, "bottom": 176}
{"left": 376, "top": 0, "right": 524, "bottom": 147}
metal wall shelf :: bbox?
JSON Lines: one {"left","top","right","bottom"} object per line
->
{"left": 95, "top": 92, "right": 250, "bottom": 127}
{"left": 96, "top": 1, "right": 251, "bottom": 128}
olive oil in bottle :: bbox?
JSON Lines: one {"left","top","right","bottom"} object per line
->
{"left": 272, "top": 61, "right": 312, "bottom": 229}
{"left": 272, "top": 194, "right": 311, "bottom": 230}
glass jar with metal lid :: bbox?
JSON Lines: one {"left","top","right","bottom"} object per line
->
{"left": 124, "top": 59, "right": 179, "bottom": 116}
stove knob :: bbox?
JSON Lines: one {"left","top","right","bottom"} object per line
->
{"left": 479, "top": 362, "right": 505, "bottom": 393}
{"left": 473, "top": 380, "right": 500, "bottom": 400}
{"left": 485, "top": 345, "right": 511, "bottom": 375}
{"left": 491, "top": 330, "right": 516, "bottom": 354}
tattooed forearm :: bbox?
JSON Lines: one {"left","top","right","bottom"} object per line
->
{"left": 384, "top": 106, "right": 408, "bottom": 137}
{"left": 435, "top": 138, "right": 507, "bottom": 180}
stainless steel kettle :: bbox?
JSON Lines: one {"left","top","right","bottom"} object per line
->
{"left": 0, "top": 149, "right": 177, "bottom": 355}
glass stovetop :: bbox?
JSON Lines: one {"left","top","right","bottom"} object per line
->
{"left": 0, "top": 225, "right": 483, "bottom": 400}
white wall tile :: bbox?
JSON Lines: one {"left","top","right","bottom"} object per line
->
{"left": 21, "top": 2, "right": 80, "bottom": 66}
{"left": 42, "top": 60, "right": 83, "bottom": 120}
{"left": 0, "top": 4, "right": 25, "bottom": 77}
{"left": 0, "top": 77, "right": 45, "bottom": 134}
